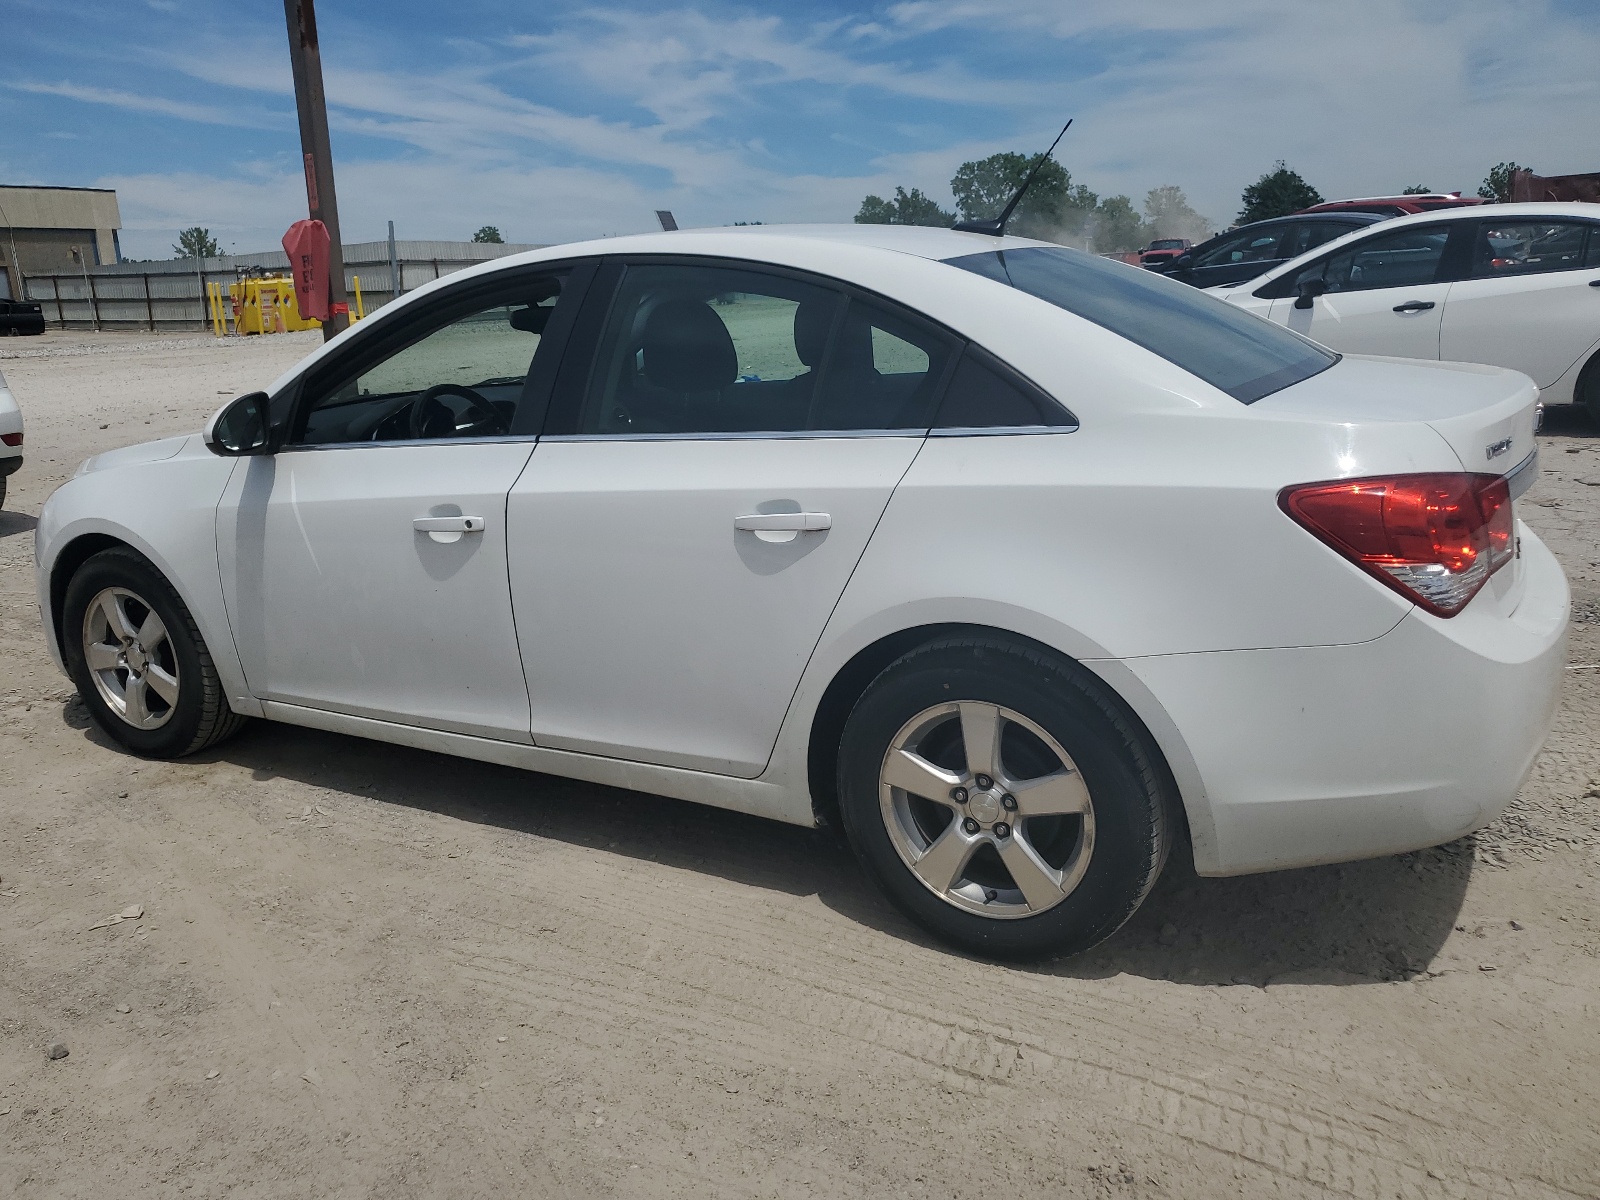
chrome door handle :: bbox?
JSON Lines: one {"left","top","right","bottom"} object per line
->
{"left": 413, "top": 515, "right": 485, "bottom": 533}
{"left": 734, "top": 512, "right": 831, "bottom": 532}
{"left": 1392, "top": 300, "right": 1436, "bottom": 313}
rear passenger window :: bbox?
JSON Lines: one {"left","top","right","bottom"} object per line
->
{"left": 1471, "top": 220, "right": 1593, "bottom": 277}
{"left": 934, "top": 349, "right": 1075, "bottom": 430}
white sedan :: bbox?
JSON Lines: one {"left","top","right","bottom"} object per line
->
{"left": 35, "top": 225, "right": 1567, "bottom": 958}
{"left": 1218, "top": 202, "right": 1600, "bottom": 421}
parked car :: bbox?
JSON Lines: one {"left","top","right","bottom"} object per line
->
{"left": 1151, "top": 212, "right": 1387, "bottom": 290}
{"left": 1138, "top": 238, "right": 1191, "bottom": 268}
{"left": 1218, "top": 202, "right": 1600, "bottom": 422}
{"left": 36, "top": 224, "right": 1566, "bottom": 959}
{"left": 0, "top": 296, "right": 47, "bottom": 336}
{"left": 0, "top": 367, "right": 22, "bottom": 509}
{"left": 1299, "top": 192, "right": 1486, "bottom": 219}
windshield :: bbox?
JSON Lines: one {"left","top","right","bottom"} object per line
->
{"left": 1148, "top": 239, "right": 1186, "bottom": 250}
{"left": 946, "top": 246, "right": 1336, "bottom": 404}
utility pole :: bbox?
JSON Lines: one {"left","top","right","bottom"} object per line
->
{"left": 283, "top": 0, "right": 349, "bottom": 340}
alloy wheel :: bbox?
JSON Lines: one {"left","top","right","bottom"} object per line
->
{"left": 81, "top": 586, "right": 180, "bottom": 730}
{"left": 878, "top": 700, "right": 1095, "bottom": 919}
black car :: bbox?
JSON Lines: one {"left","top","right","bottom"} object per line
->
{"left": 1149, "top": 212, "right": 1388, "bottom": 290}
{"left": 0, "top": 297, "right": 47, "bottom": 336}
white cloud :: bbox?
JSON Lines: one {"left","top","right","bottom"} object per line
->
{"left": 7, "top": 80, "right": 281, "bottom": 130}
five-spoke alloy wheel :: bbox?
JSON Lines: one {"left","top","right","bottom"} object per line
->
{"left": 62, "top": 546, "right": 247, "bottom": 757}
{"left": 838, "top": 635, "right": 1174, "bottom": 959}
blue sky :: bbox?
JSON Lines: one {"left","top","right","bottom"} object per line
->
{"left": 3, "top": 0, "right": 1598, "bottom": 258}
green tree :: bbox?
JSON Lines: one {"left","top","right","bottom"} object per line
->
{"left": 1478, "top": 162, "right": 1524, "bottom": 203}
{"left": 172, "top": 227, "right": 221, "bottom": 258}
{"left": 1142, "top": 184, "right": 1210, "bottom": 243}
{"left": 1238, "top": 162, "right": 1322, "bottom": 224}
{"left": 472, "top": 225, "right": 505, "bottom": 243}
{"left": 950, "top": 150, "right": 1096, "bottom": 240}
{"left": 854, "top": 186, "right": 954, "bottom": 227}
{"left": 1401, "top": 184, "right": 1433, "bottom": 195}
{"left": 1091, "top": 195, "right": 1143, "bottom": 253}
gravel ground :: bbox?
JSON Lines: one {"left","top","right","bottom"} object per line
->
{"left": 1, "top": 330, "right": 1597, "bottom": 1199}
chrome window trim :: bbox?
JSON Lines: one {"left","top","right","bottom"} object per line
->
{"left": 539, "top": 429, "right": 927, "bottom": 444}
{"left": 279, "top": 434, "right": 542, "bottom": 452}
{"left": 929, "top": 423, "right": 1080, "bottom": 437}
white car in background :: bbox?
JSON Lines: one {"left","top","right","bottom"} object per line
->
{"left": 0, "top": 366, "right": 23, "bottom": 509}
{"left": 1219, "top": 202, "right": 1600, "bottom": 421}
{"left": 34, "top": 225, "right": 1568, "bottom": 959}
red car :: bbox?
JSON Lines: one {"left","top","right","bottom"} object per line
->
{"left": 1138, "top": 237, "right": 1192, "bottom": 267}
{"left": 1297, "top": 192, "right": 1485, "bottom": 219}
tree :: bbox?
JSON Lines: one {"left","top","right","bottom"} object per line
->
{"left": 1478, "top": 162, "right": 1524, "bottom": 203}
{"left": 854, "top": 186, "right": 954, "bottom": 227}
{"left": 472, "top": 225, "right": 505, "bottom": 243}
{"left": 949, "top": 150, "right": 1102, "bottom": 240}
{"left": 1091, "top": 195, "right": 1143, "bottom": 253}
{"left": 1238, "top": 162, "right": 1322, "bottom": 224}
{"left": 1401, "top": 184, "right": 1433, "bottom": 195}
{"left": 1142, "top": 184, "right": 1211, "bottom": 243}
{"left": 172, "top": 227, "right": 221, "bottom": 259}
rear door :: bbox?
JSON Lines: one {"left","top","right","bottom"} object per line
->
{"left": 506, "top": 258, "right": 957, "bottom": 777}
{"left": 1439, "top": 217, "right": 1600, "bottom": 387}
{"left": 1259, "top": 221, "right": 1460, "bottom": 358}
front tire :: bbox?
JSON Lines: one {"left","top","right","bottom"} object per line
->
{"left": 837, "top": 636, "right": 1173, "bottom": 960}
{"left": 62, "top": 546, "right": 248, "bottom": 757}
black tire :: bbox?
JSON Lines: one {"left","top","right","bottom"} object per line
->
{"left": 61, "top": 546, "right": 248, "bottom": 757}
{"left": 0, "top": 476, "right": 7, "bottom": 509}
{"left": 1578, "top": 353, "right": 1600, "bottom": 431}
{"left": 836, "top": 636, "right": 1173, "bottom": 960}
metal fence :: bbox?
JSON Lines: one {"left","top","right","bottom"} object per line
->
{"left": 23, "top": 240, "right": 546, "bottom": 331}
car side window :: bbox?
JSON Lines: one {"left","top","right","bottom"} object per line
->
{"left": 1300, "top": 222, "right": 1359, "bottom": 254}
{"left": 1194, "top": 228, "right": 1284, "bottom": 268}
{"left": 577, "top": 263, "right": 956, "bottom": 435}
{"left": 1470, "top": 220, "right": 1594, "bottom": 278}
{"left": 296, "top": 272, "right": 567, "bottom": 446}
{"left": 933, "top": 347, "right": 1074, "bottom": 430}
{"left": 1280, "top": 224, "right": 1450, "bottom": 296}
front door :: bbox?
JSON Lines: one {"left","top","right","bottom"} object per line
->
{"left": 218, "top": 267, "right": 576, "bottom": 740}
{"left": 508, "top": 259, "right": 958, "bottom": 776}
{"left": 1248, "top": 221, "right": 1458, "bottom": 359}
{"left": 1439, "top": 216, "right": 1600, "bottom": 387}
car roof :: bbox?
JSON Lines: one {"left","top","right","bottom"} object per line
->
{"left": 1231, "top": 201, "right": 1600, "bottom": 294}
{"left": 510, "top": 223, "right": 1057, "bottom": 266}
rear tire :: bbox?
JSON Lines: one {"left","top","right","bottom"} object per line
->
{"left": 1578, "top": 353, "right": 1600, "bottom": 431}
{"left": 836, "top": 635, "right": 1173, "bottom": 960}
{"left": 62, "top": 546, "right": 248, "bottom": 757}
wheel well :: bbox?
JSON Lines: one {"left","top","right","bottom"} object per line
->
{"left": 805, "top": 623, "right": 1191, "bottom": 854}
{"left": 48, "top": 533, "right": 129, "bottom": 646}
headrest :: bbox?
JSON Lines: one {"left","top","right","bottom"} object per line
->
{"left": 793, "top": 299, "right": 834, "bottom": 367}
{"left": 641, "top": 299, "right": 737, "bottom": 392}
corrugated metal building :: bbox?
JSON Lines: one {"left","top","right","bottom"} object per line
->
{"left": 0, "top": 185, "right": 122, "bottom": 300}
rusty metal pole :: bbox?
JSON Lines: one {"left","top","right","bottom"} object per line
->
{"left": 283, "top": 0, "right": 349, "bottom": 341}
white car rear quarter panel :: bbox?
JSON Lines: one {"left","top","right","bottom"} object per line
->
{"left": 35, "top": 438, "right": 257, "bottom": 714}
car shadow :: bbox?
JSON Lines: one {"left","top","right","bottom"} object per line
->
{"left": 1539, "top": 403, "right": 1598, "bottom": 438}
{"left": 66, "top": 706, "right": 1472, "bottom": 986}
{"left": 0, "top": 510, "right": 39, "bottom": 538}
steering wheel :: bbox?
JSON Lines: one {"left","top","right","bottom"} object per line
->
{"left": 407, "top": 384, "right": 508, "bottom": 440}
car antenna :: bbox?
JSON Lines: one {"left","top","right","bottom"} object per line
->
{"left": 953, "top": 120, "right": 1073, "bottom": 237}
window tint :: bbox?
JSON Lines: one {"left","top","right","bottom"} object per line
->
{"left": 1299, "top": 221, "right": 1362, "bottom": 254}
{"left": 1291, "top": 224, "right": 1450, "bottom": 295}
{"left": 578, "top": 264, "right": 955, "bottom": 435}
{"left": 298, "top": 273, "right": 565, "bottom": 445}
{"left": 934, "top": 349, "right": 1074, "bottom": 429}
{"left": 1471, "top": 220, "right": 1593, "bottom": 278}
{"left": 948, "top": 246, "right": 1335, "bottom": 404}
{"left": 1193, "top": 227, "right": 1286, "bottom": 268}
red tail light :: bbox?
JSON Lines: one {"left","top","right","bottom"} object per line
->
{"left": 0, "top": 433, "right": 20, "bottom": 448}
{"left": 1280, "top": 473, "right": 1514, "bottom": 616}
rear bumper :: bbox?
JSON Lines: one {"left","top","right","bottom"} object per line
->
{"left": 1125, "top": 525, "right": 1569, "bottom": 876}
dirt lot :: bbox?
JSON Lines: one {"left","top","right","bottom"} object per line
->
{"left": 2, "top": 330, "right": 1597, "bottom": 1199}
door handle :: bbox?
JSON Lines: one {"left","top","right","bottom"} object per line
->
{"left": 1392, "top": 300, "right": 1436, "bottom": 313}
{"left": 1590, "top": 279, "right": 1600, "bottom": 287}
{"left": 734, "top": 512, "right": 831, "bottom": 543}
{"left": 413, "top": 515, "right": 485, "bottom": 533}
{"left": 734, "top": 512, "right": 831, "bottom": 532}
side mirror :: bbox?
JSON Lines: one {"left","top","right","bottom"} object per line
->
{"left": 1293, "top": 278, "right": 1328, "bottom": 310}
{"left": 203, "top": 391, "right": 272, "bottom": 456}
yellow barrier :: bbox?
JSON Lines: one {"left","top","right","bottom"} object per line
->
{"left": 227, "top": 276, "right": 321, "bottom": 335}
{"left": 353, "top": 275, "right": 365, "bottom": 321}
